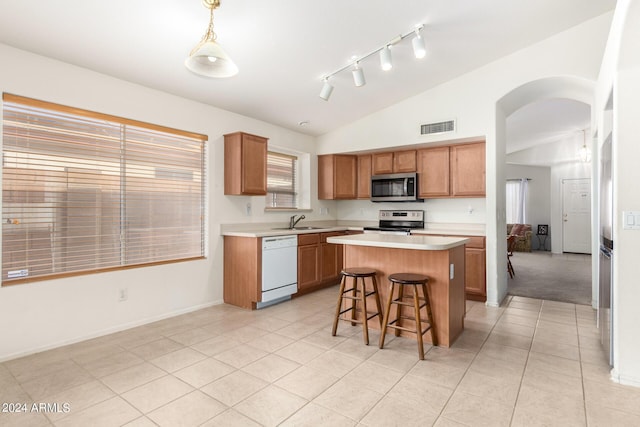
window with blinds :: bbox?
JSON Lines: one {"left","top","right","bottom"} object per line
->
{"left": 266, "top": 151, "right": 298, "bottom": 209}
{"left": 1, "top": 94, "right": 206, "bottom": 285}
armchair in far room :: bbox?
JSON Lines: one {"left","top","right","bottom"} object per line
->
{"left": 507, "top": 223, "right": 532, "bottom": 252}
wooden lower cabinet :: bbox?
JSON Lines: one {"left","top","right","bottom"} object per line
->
{"left": 431, "top": 234, "right": 486, "bottom": 301}
{"left": 297, "top": 231, "right": 346, "bottom": 295}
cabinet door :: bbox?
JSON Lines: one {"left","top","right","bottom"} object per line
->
{"left": 320, "top": 243, "right": 339, "bottom": 282}
{"left": 298, "top": 244, "right": 320, "bottom": 289}
{"left": 357, "top": 155, "right": 372, "bottom": 199}
{"left": 241, "top": 134, "right": 268, "bottom": 195}
{"left": 372, "top": 152, "right": 394, "bottom": 175}
{"left": 393, "top": 150, "right": 417, "bottom": 173}
{"left": 417, "top": 147, "right": 450, "bottom": 197}
{"left": 465, "top": 248, "right": 486, "bottom": 298}
{"left": 451, "top": 142, "right": 485, "bottom": 197}
{"left": 317, "top": 155, "right": 334, "bottom": 200}
{"left": 333, "top": 155, "right": 357, "bottom": 199}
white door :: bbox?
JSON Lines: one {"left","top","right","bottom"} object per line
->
{"left": 562, "top": 178, "right": 592, "bottom": 254}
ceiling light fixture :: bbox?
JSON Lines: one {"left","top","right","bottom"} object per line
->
{"left": 185, "top": 0, "right": 238, "bottom": 78}
{"left": 318, "top": 24, "right": 425, "bottom": 100}
{"left": 579, "top": 129, "right": 592, "bottom": 163}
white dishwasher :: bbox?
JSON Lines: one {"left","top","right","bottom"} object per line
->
{"left": 259, "top": 235, "right": 298, "bottom": 308}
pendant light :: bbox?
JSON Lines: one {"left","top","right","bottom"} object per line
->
{"left": 352, "top": 62, "right": 366, "bottom": 87}
{"left": 579, "top": 129, "right": 592, "bottom": 163}
{"left": 380, "top": 45, "right": 393, "bottom": 71}
{"left": 412, "top": 27, "right": 426, "bottom": 59}
{"left": 185, "top": 0, "right": 238, "bottom": 78}
{"left": 319, "top": 78, "right": 334, "bottom": 101}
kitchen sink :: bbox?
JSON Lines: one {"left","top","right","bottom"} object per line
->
{"left": 271, "top": 226, "right": 324, "bottom": 230}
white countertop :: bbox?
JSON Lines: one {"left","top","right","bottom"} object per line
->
{"left": 326, "top": 233, "right": 469, "bottom": 251}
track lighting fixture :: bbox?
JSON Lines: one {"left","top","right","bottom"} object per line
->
{"left": 318, "top": 24, "right": 425, "bottom": 100}
{"left": 352, "top": 62, "right": 366, "bottom": 87}
{"left": 185, "top": 0, "right": 238, "bottom": 78}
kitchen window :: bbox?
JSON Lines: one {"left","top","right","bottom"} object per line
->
{"left": 1, "top": 94, "right": 206, "bottom": 285}
{"left": 266, "top": 151, "right": 298, "bottom": 209}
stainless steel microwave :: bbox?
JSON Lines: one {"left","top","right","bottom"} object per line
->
{"left": 371, "top": 173, "right": 423, "bottom": 202}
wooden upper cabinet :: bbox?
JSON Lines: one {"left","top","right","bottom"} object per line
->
{"left": 451, "top": 142, "right": 486, "bottom": 197}
{"left": 417, "top": 146, "right": 450, "bottom": 198}
{"left": 372, "top": 150, "right": 416, "bottom": 175}
{"left": 318, "top": 154, "right": 357, "bottom": 200}
{"left": 393, "top": 150, "right": 417, "bottom": 173}
{"left": 224, "top": 132, "right": 267, "bottom": 195}
{"left": 357, "top": 155, "right": 372, "bottom": 199}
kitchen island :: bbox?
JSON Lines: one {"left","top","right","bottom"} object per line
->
{"left": 326, "top": 233, "right": 469, "bottom": 347}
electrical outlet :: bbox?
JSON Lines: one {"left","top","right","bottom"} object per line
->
{"left": 118, "top": 288, "right": 128, "bottom": 302}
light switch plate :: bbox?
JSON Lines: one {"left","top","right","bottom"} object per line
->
{"left": 450, "top": 264, "right": 454, "bottom": 280}
{"left": 623, "top": 211, "right": 640, "bottom": 230}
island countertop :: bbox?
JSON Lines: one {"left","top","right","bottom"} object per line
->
{"left": 326, "top": 233, "right": 469, "bottom": 251}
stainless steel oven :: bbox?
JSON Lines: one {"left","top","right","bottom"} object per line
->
{"left": 371, "top": 173, "right": 422, "bottom": 202}
{"left": 363, "top": 210, "right": 425, "bottom": 235}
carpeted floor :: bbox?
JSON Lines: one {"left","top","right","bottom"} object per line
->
{"left": 507, "top": 250, "right": 592, "bottom": 305}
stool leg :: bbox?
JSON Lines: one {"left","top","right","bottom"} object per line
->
{"left": 379, "top": 282, "right": 394, "bottom": 349}
{"left": 423, "top": 283, "right": 438, "bottom": 347}
{"left": 394, "top": 284, "right": 404, "bottom": 337}
{"left": 350, "top": 276, "right": 357, "bottom": 326}
{"left": 360, "top": 277, "right": 369, "bottom": 345}
{"left": 413, "top": 286, "right": 425, "bottom": 360}
{"left": 371, "top": 275, "right": 383, "bottom": 328}
{"left": 332, "top": 274, "right": 346, "bottom": 336}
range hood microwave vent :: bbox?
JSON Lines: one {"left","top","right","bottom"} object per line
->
{"left": 420, "top": 119, "right": 455, "bottom": 135}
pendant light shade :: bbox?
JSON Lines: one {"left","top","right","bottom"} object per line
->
{"left": 352, "top": 63, "right": 366, "bottom": 87}
{"left": 319, "top": 78, "right": 334, "bottom": 101}
{"left": 185, "top": 0, "right": 238, "bottom": 78}
{"left": 412, "top": 30, "right": 426, "bottom": 59}
{"left": 380, "top": 45, "right": 393, "bottom": 71}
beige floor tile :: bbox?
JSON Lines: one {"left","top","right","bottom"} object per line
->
{"left": 20, "top": 364, "right": 94, "bottom": 401}
{"left": 581, "top": 361, "right": 614, "bottom": 383}
{"left": 121, "top": 375, "right": 193, "bottom": 414}
{"left": 533, "top": 327, "right": 579, "bottom": 345}
{"left": 100, "top": 362, "right": 166, "bottom": 394}
{"left": 342, "top": 360, "right": 404, "bottom": 394}
{"left": 242, "top": 354, "right": 300, "bottom": 383}
{"left": 201, "top": 370, "right": 268, "bottom": 406}
{"left": 123, "top": 416, "right": 158, "bottom": 427}
{"left": 0, "top": 408, "right": 51, "bottom": 427}
{"left": 485, "top": 331, "right": 532, "bottom": 350}
{"left": 583, "top": 378, "right": 640, "bottom": 416}
{"left": 247, "top": 316, "right": 291, "bottom": 332}
{"left": 387, "top": 374, "right": 454, "bottom": 414}
{"left": 313, "top": 379, "right": 382, "bottom": 421}
{"left": 234, "top": 385, "right": 307, "bottom": 427}
{"left": 54, "top": 396, "right": 141, "bottom": 427}
{"left": 280, "top": 402, "right": 356, "bottom": 427}
{"left": 213, "top": 344, "right": 268, "bottom": 369}
{"left": 457, "top": 369, "right": 521, "bottom": 406}
{"left": 504, "top": 307, "right": 540, "bottom": 319}
{"left": 304, "top": 350, "right": 361, "bottom": 377}
{"left": 221, "top": 325, "right": 270, "bottom": 343}
{"left": 530, "top": 339, "right": 580, "bottom": 361}
{"left": 521, "top": 367, "right": 584, "bottom": 400}
{"left": 450, "top": 329, "right": 489, "bottom": 352}
{"left": 167, "top": 327, "right": 216, "bottom": 346}
{"left": 586, "top": 402, "right": 640, "bottom": 427}
{"left": 173, "top": 357, "right": 235, "bottom": 388}
{"left": 360, "top": 394, "right": 439, "bottom": 427}
{"left": 536, "top": 319, "right": 577, "bottom": 333}
{"left": 6, "top": 357, "right": 77, "bottom": 384}
{"left": 499, "top": 313, "right": 539, "bottom": 327}
{"left": 130, "top": 338, "right": 184, "bottom": 360}
{"left": 367, "top": 346, "right": 419, "bottom": 373}
{"left": 41, "top": 380, "right": 114, "bottom": 422}
{"left": 492, "top": 321, "right": 535, "bottom": 338}
{"left": 275, "top": 366, "right": 339, "bottom": 400}
{"left": 408, "top": 359, "right": 468, "bottom": 389}
{"left": 525, "top": 351, "right": 582, "bottom": 378}
{"left": 301, "top": 329, "right": 347, "bottom": 349}
{"left": 441, "top": 389, "right": 513, "bottom": 427}
{"left": 68, "top": 344, "right": 125, "bottom": 366}
{"left": 275, "top": 340, "right": 327, "bottom": 364}
{"left": 433, "top": 416, "right": 470, "bottom": 426}
{"left": 246, "top": 332, "right": 295, "bottom": 353}
{"left": 147, "top": 390, "right": 226, "bottom": 427}
{"left": 512, "top": 383, "right": 585, "bottom": 426}
{"left": 191, "top": 335, "right": 242, "bottom": 356}
{"left": 580, "top": 346, "right": 608, "bottom": 365}
{"left": 469, "top": 353, "right": 525, "bottom": 381}
{"left": 200, "top": 408, "right": 261, "bottom": 427}
{"left": 149, "top": 347, "right": 207, "bottom": 373}
{"left": 78, "top": 351, "right": 143, "bottom": 378}
{"left": 478, "top": 342, "right": 529, "bottom": 364}
{"left": 277, "top": 322, "right": 322, "bottom": 340}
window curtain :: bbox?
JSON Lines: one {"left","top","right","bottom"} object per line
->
{"left": 506, "top": 178, "right": 528, "bottom": 224}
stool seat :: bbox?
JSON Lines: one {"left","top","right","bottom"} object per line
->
{"left": 388, "top": 273, "right": 429, "bottom": 284}
{"left": 379, "top": 272, "right": 437, "bottom": 360}
{"left": 342, "top": 268, "right": 377, "bottom": 278}
{"left": 332, "top": 267, "right": 382, "bottom": 345}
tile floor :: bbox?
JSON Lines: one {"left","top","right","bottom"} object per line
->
{"left": 2, "top": 288, "right": 640, "bottom": 426}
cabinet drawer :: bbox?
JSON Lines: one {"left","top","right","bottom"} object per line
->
{"left": 298, "top": 233, "right": 320, "bottom": 246}
{"left": 464, "top": 236, "right": 485, "bottom": 249}
{"left": 320, "top": 231, "right": 347, "bottom": 243}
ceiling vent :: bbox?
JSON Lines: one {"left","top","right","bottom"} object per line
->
{"left": 420, "top": 119, "right": 455, "bottom": 135}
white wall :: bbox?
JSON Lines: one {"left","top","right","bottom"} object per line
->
{"left": 594, "top": 0, "right": 640, "bottom": 387}
{"left": 317, "top": 12, "right": 613, "bottom": 307}
{"left": 505, "top": 164, "right": 551, "bottom": 250}
{"left": 0, "top": 43, "right": 333, "bottom": 360}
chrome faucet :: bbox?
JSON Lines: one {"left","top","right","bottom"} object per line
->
{"left": 289, "top": 214, "right": 305, "bottom": 229}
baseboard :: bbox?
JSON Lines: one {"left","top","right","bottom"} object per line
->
{"left": 0, "top": 299, "right": 224, "bottom": 363}
{"left": 610, "top": 368, "right": 640, "bottom": 388}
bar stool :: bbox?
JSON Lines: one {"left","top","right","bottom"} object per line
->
{"left": 379, "top": 273, "right": 437, "bottom": 360}
{"left": 331, "top": 268, "right": 383, "bottom": 345}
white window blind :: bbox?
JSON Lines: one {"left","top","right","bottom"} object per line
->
{"left": 2, "top": 94, "right": 206, "bottom": 285}
{"left": 266, "top": 151, "right": 298, "bottom": 209}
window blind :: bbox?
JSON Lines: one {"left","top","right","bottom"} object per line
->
{"left": 1, "top": 94, "right": 206, "bottom": 284}
{"left": 266, "top": 151, "right": 298, "bottom": 209}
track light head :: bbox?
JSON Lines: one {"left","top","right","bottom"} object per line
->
{"left": 380, "top": 45, "right": 393, "bottom": 71}
{"left": 319, "top": 78, "right": 334, "bottom": 101}
{"left": 352, "top": 63, "right": 366, "bottom": 87}
{"left": 412, "top": 29, "right": 426, "bottom": 59}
